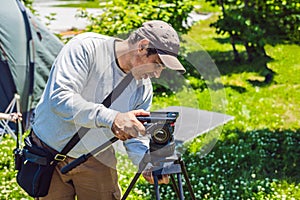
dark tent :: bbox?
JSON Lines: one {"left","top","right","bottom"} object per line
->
{"left": 0, "top": 0, "right": 63, "bottom": 132}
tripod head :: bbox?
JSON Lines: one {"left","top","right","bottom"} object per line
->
{"left": 137, "top": 111, "right": 178, "bottom": 146}
{"left": 137, "top": 111, "right": 179, "bottom": 167}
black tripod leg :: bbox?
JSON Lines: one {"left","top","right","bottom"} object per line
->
{"left": 121, "top": 153, "right": 151, "bottom": 200}
{"left": 121, "top": 172, "right": 142, "bottom": 200}
{"left": 176, "top": 173, "right": 184, "bottom": 200}
{"left": 170, "top": 174, "right": 181, "bottom": 199}
{"left": 179, "top": 160, "right": 196, "bottom": 200}
{"left": 153, "top": 174, "right": 160, "bottom": 200}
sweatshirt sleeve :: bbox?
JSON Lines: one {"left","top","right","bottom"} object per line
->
{"left": 124, "top": 81, "right": 153, "bottom": 166}
{"left": 49, "top": 37, "right": 118, "bottom": 129}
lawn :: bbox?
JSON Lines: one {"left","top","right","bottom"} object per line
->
{"left": 118, "top": 15, "right": 299, "bottom": 199}
{"left": 0, "top": 3, "right": 299, "bottom": 200}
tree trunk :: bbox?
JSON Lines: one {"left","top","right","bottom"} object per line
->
{"left": 259, "top": 45, "right": 267, "bottom": 57}
{"left": 244, "top": 42, "right": 254, "bottom": 62}
{"left": 230, "top": 34, "right": 241, "bottom": 62}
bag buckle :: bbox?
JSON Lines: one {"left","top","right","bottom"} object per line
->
{"left": 54, "top": 154, "right": 66, "bottom": 161}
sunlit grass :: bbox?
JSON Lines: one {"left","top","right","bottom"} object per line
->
{"left": 50, "top": 0, "right": 104, "bottom": 8}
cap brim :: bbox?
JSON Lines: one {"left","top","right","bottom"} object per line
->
{"left": 157, "top": 52, "right": 186, "bottom": 74}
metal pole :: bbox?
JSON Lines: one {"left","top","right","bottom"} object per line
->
{"left": 179, "top": 159, "right": 196, "bottom": 200}
{"left": 153, "top": 174, "right": 160, "bottom": 200}
{"left": 177, "top": 173, "right": 184, "bottom": 200}
{"left": 121, "top": 172, "right": 142, "bottom": 200}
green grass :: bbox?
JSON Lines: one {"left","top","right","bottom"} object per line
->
{"left": 135, "top": 13, "right": 300, "bottom": 199}
{"left": 51, "top": 0, "right": 221, "bottom": 11}
{"left": 49, "top": 0, "right": 106, "bottom": 8}
{"left": 0, "top": 136, "right": 29, "bottom": 199}
{"left": 194, "top": 0, "right": 221, "bottom": 13}
{"left": 1, "top": 2, "right": 299, "bottom": 200}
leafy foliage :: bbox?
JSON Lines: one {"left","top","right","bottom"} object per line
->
{"left": 22, "top": 0, "right": 33, "bottom": 8}
{"left": 179, "top": 129, "right": 300, "bottom": 199}
{"left": 205, "top": 0, "right": 300, "bottom": 61}
{"left": 77, "top": 0, "right": 195, "bottom": 36}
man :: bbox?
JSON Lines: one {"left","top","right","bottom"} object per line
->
{"left": 31, "top": 20, "right": 186, "bottom": 200}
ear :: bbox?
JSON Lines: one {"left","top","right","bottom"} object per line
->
{"left": 138, "top": 39, "right": 150, "bottom": 52}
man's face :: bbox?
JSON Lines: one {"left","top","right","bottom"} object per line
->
{"left": 131, "top": 53, "right": 165, "bottom": 80}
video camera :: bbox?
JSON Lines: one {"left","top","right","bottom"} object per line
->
{"left": 137, "top": 111, "right": 178, "bottom": 153}
{"left": 60, "top": 111, "right": 179, "bottom": 176}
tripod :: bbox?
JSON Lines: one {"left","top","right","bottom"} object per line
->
{"left": 121, "top": 149, "right": 196, "bottom": 200}
{"left": 0, "top": 94, "right": 22, "bottom": 143}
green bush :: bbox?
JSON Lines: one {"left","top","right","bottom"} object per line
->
{"left": 77, "top": 0, "right": 194, "bottom": 36}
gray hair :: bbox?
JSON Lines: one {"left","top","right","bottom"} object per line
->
{"left": 128, "top": 29, "right": 157, "bottom": 56}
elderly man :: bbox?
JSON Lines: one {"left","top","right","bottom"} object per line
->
{"left": 31, "top": 20, "right": 185, "bottom": 200}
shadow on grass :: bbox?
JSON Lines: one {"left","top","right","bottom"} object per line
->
{"left": 183, "top": 48, "right": 276, "bottom": 90}
{"left": 155, "top": 46, "right": 276, "bottom": 95}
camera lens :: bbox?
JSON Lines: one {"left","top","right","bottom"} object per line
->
{"left": 152, "top": 129, "right": 170, "bottom": 144}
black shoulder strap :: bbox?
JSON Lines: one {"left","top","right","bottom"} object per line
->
{"left": 59, "top": 72, "right": 133, "bottom": 156}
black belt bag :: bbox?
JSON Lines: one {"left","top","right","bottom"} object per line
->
{"left": 15, "top": 136, "right": 57, "bottom": 197}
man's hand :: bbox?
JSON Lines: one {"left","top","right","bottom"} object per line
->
{"left": 0, "top": 112, "right": 22, "bottom": 123}
{"left": 142, "top": 167, "right": 169, "bottom": 184}
{"left": 111, "top": 109, "right": 150, "bottom": 141}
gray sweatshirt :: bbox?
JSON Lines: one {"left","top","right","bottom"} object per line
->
{"left": 32, "top": 32, "right": 153, "bottom": 165}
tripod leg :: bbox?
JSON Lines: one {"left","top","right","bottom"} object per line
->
{"left": 176, "top": 173, "right": 184, "bottom": 200}
{"left": 153, "top": 174, "right": 160, "bottom": 200}
{"left": 170, "top": 174, "right": 181, "bottom": 199}
{"left": 122, "top": 153, "right": 150, "bottom": 200}
{"left": 179, "top": 160, "right": 196, "bottom": 200}
{"left": 121, "top": 172, "right": 142, "bottom": 200}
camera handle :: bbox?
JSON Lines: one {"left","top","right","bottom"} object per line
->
{"left": 121, "top": 152, "right": 196, "bottom": 200}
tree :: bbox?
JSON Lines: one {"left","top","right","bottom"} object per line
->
{"left": 206, "top": 0, "right": 299, "bottom": 61}
{"left": 77, "top": 0, "right": 194, "bottom": 36}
